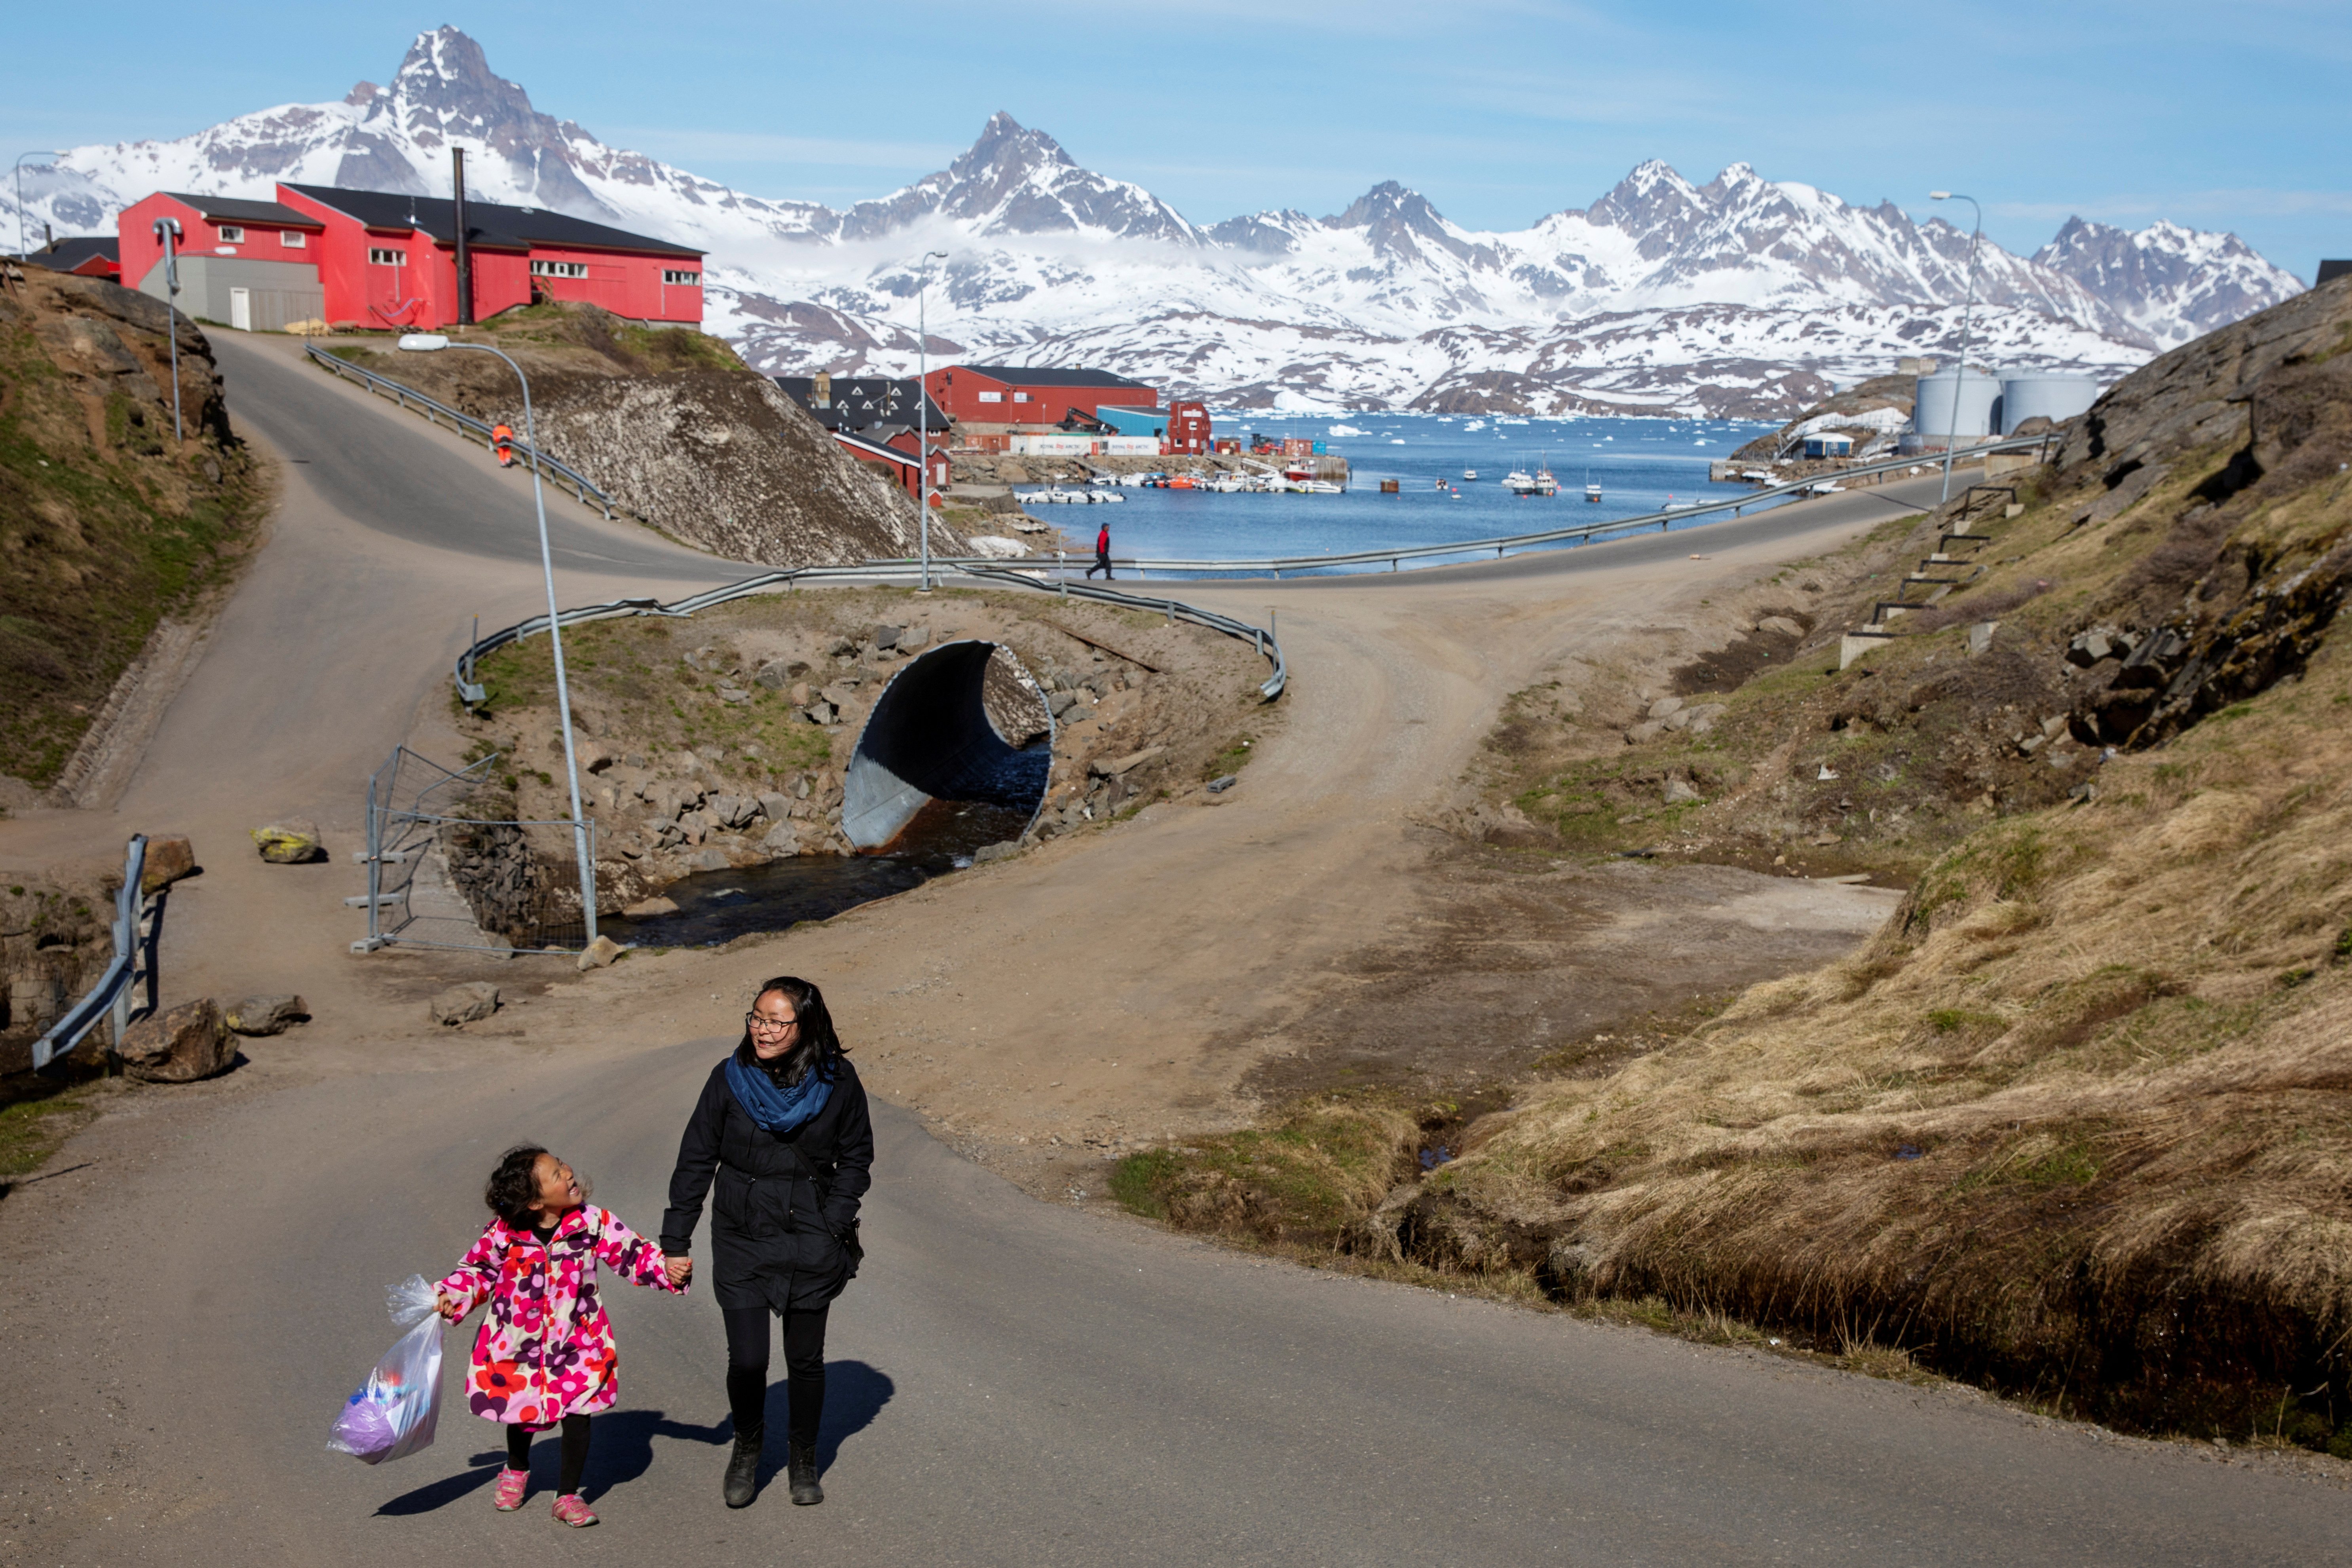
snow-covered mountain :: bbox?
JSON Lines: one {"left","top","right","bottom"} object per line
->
{"left": 14, "top": 28, "right": 2305, "bottom": 417}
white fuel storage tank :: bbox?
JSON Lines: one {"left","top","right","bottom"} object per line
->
{"left": 1912, "top": 368, "right": 2006, "bottom": 448}
{"left": 1997, "top": 374, "right": 2103, "bottom": 434}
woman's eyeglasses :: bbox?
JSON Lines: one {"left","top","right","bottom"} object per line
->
{"left": 745, "top": 1014, "right": 800, "bottom": 1034}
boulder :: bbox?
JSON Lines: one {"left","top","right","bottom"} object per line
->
{"left": 1756, "top": 615, "right": 1806, "bottom": 638}
{"left": 1624, "top": 721, "right": 1667, "bottom": 745}
{"left": 759, "top": 822, "right": 802, "bottom": 856}
{"left": 804, "top": 701, "right": 837, "bottom": 726}
{"left": 429, "top": 981, "right": 500, "bottom": 1027}
{"left": 621, "top": 894, "right": 679, "bottom": 918}
{"left": 1088, "top": 744, "right": 1166, "bottom": 779}
{"left": 1648, "top": 696, "right": 1685, "bottom": 719}
{"left": 118, "top": 999, "right": 233, "bottom": 1082}
{"left": 576, "top": 935, "right": 624, "bottom": 972}
{"left": 716, "top": 685, "right": 752, "bottom": 705}
{"left": 972, "top": 841, "right": 1020, "bottom": 865}
{"left": 689, "top": 846, "right": 733, "bottom": 871}
{"left": 139, "top": 834, "right": 198, "bottom": 892}
{"left": 252, "top": 820, "right": 325, "bottom": 864}
{"left": 754, "top": 663, "right": 792, "bottom": 690}
{"left": 871, "top": 624, "right": 903, "bottom": 650}
{"left": 1685, "top": 703, "right": 1728, "bottom": 736}
{"left": 756, "top": 792, "right": 793, "bottom": 824}
{"left": 788, "top": 681, "right": 814, "bottom": 706}
{"left": 1663, "top": 778, "right": 1704, "bottom": 805}
{"left": 900, "top": 626, "right": 933, "bottom": 652}
{"left": 225, "top": 994, "right": 308, "bottom": 1036}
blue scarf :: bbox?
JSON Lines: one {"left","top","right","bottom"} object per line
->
{"left": 725, "top": 1050, "right": 832, "bottom": 1136}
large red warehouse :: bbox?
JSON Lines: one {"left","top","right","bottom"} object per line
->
{"left": 118, "top": 183, "right": 704, "bottom": 332}
{"left": 922, "top": 365, "right": 1155, "bottom": 429}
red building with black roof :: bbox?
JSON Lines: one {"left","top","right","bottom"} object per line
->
{"left": 922, "top": 364, "right": 1156, "bottom": 429}
{"left": 117, "top": 182, "right": 703, "bottom": 332}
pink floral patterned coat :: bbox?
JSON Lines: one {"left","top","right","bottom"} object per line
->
{"left": 435, "top": 1205, "right": 684, "bottom": 1429}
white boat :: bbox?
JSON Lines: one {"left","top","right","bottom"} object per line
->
{"left": 1286, "top": 479, "right": 1343, "bottom": 494}
{"left": 1584, "top": 474, "right": 1602, "bottom": 502}
{"left": 1503, "top": 467, "right": 1558, "bottom": 497}
{"left": 1463, "top": 468, "right": 1479, "bottom": 480}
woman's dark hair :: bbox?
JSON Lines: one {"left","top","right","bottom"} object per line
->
{"left": 485, "top": 1143, "right": 550, "bottom": 1227}
{"left": 738, "top": 975, "right": 847, "bottom": 1082}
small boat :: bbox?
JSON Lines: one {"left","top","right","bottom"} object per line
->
{"left": 1434, "top": 477, "right": 1449, "bottom": 490}
{"left": 1584, "top": 473, "right": 1602, "bottom": 503}
{"left": 1463, "top": 468, "right": 1478, "bottom": 480}
{"left": 1502, "top": 466, "right": 1557, "bottom": 497}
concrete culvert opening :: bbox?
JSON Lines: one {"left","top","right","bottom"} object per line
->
{"left": 843, "top": 641, "right": 1054, "bottom": 851}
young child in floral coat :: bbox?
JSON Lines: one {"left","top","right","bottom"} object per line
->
{"left": 437, "top": 1144, "right": 689, "bottom": 1526}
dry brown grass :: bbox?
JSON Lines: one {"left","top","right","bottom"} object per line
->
{"left": 1428, "top": 595, "right": 2352, "bottom": 1437}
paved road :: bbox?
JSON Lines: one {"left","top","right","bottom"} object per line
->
{"left": 8, "top": 363, "right": 2346, "bottom": 1564}
{"left": 209, "top": 334, "right": 752, "bottom": 580}
{"left": 8, "top": 1031, "right": 2345, "bottom": 1566}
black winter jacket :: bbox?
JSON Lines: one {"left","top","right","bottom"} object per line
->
{"left": 661, "top": 1047, "right": 874, "bottom": 1313}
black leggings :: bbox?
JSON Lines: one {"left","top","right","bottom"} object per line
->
{"left": 507, "top": 1413, "right": 591, "bottom": 1494}
{"left": 724, "top": 1304, "right": 829, "bottom": 1447}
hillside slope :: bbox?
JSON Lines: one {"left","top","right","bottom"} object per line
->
{"left": 1128, "top": 276, "right": 2352, "bottom": 1444}
{"left": 0, "top": 266, "right": 259, "bottom": 796}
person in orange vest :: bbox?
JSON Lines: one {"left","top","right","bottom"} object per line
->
{"left": 1086, "top": 520, "right": 1112, "bottom": 581}
{"left": 491, "top": 422, "right": 516, "bottom": 467}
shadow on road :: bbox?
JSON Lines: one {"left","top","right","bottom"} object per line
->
{"left": 752, "top": 1358, "right": 896, "bottom": 1479}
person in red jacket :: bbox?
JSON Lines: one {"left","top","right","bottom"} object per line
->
{"left": 491, "top": 422, "right": 516, "bottom": 467}
{"left": 1086, "top": 520, "right": 1112, "bottom": 580}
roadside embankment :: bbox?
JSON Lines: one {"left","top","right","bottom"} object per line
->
{"left": 319, "top": 303, "right": 953, "bottom": 564}
{"left": 1120, "top": 275, "right": 2352, "bottom": 1446}
{"left": 0, "top": 267, "right": 264, "bottom": 805}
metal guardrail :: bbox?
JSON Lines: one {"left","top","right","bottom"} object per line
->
{"left": 31, "top": 835, "right": 157, "bottom": 1074}
{"left": 303, "top": 344, "right": 628, "bottom": 522}
{"left": 453, "top": 562, "right": 1287, "bottom": 706}
{"left": 997, "top": 434, "right": 2055, "bottom": 577}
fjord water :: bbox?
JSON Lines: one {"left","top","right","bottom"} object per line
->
{"left": 1071, "top": 412, "right": 1786, "bottom": 571}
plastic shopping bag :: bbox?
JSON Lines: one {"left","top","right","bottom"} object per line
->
{"left": 326, "top": 1275, "right": 444, "bottom": 1464}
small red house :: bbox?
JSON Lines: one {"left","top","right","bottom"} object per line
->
{"left": 923, "top": 364, "right": 1155, "bottom": 429}
{"left": 23, "top": 235, "right": 121, "bottom": 280}
{"left": 1166, "top": 399, "right": 1211, "bottom": 455}
{"left": 118, "top": 182, "right": 703, "bottom": 332}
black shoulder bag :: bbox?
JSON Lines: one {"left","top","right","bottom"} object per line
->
{"left": 780, "top": 1136, "right": 863, "bottom": 1278}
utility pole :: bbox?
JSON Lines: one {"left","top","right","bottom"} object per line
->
{"left": 151, "top": 217, "right": 184, "bottom": 441}
{"left": 452, "top": 147, "right": 474, "bottom": 325}
{"left": 13, "top": 151, "right": 65, "bottom": 264}
{"left": 399, "top": 334, "right": 598, "bottom": 947}
{"left": 916, "top": 249, "right": 948, "bottom": 591}
{"left": 1930, "top": 191, "right": 1983, "bottom": 504}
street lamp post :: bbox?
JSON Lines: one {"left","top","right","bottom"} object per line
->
{"left": 915, "top": 249, "right": 948, "bottom": 592}
{"left": 1929, "top": 191, "right": 1983, "bottom": 503}
{"left": 150, "top": 218, "right": 184, "bottom": 441}
{"left": 14, "top": 151, "right": 65, "bottom": 264}
{"left": 398, "top": 332, "right": 598, "bottom": 947}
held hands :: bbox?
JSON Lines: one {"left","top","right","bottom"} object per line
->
{"left": 663, "top": 1253, "right": 694, "bottom": 1288}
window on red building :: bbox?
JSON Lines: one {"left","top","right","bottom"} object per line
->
{"left": 368, "top": 247, "right": 406, "bottom": 266}
{"left": 531, "top": 260, "right": 588, "bottom": 278}
{"left": 662, "top": 269, "right": 700, "bottom": 285}
{"left": 281, "top": 230, "right": 306, "bottom": 249}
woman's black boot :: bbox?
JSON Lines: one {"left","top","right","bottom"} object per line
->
{"left": 787, "top": 1441, "right": 823, "bottom": 1505}
{"left": 723, "top": 1429, "right": 763, "bottom": 1508}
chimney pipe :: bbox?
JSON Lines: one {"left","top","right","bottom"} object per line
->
{"left": 452, "top": 147, "right": 474, "bottom": 325}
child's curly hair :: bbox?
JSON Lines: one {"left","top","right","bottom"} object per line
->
{"left": 484, "top": 1144, "right": 550, "bottom": 1227}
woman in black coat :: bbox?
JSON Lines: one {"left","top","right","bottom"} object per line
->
{"left": 662, "top": 974, "right": 873, "bottom": 1510}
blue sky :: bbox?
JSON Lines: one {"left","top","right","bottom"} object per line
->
{"left": 4, "top": 2, "right": 2345, "bottom": 277}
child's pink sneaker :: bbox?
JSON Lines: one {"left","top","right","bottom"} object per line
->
{"left": 551, "top": 1493, "right": 598, "bottom": 1528}
{"left": 492, "top": 1468, "right": 529, "bottom": 1511}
